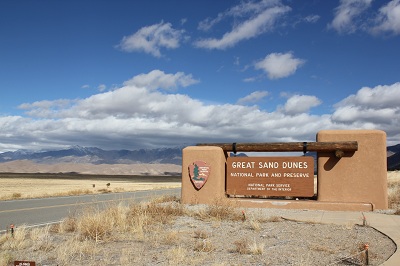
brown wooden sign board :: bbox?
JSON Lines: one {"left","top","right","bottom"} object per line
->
{"left": 226, "top": 156, "right": 314, "bottom": 197}
{"left": 14, "top": 261, "right": 35, "bottom": 266}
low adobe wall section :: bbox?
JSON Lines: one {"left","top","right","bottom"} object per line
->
{"left": 181, "top": 130, "right": 388, "bottom": 211}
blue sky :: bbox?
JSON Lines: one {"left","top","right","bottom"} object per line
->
{"left": 0, "top": 0, "right": 399, "bottom": 152}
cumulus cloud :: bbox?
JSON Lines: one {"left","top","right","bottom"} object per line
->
{"left": 332, "top": 82, "right": 400, "bottom": 143}
{"left": 281, "top": 95, "right": 322, "bottom": 115}
{"left": 333, "top": 82, "right": 400, "bottom": 121}
{"left": 116, "top": 21, "right": 184, "bottom": 57}
{"left": 123, "top": 70, "right": 199, "bottom": 91}
{"left": 194, "top": 0, "right": 291, "bottom": 49}
{"left": 237, "top": 91, "right": 269, "bottom": 105}
{"left": 254, "top": 52, "right": 305, "bottom": 79}
{"left": 328, "top": 0, "right": 372, "bottom": 34}
{"left": 1, "top": 72, "right": 399, "bottom": 151}
{"left": 370, "top": 0, "right": 400, "bottom": 35}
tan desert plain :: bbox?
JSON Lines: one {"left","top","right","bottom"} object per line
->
{"left": 0, "top": 161, "right": 182, "bottom": 200}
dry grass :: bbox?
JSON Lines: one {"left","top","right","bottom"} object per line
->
{"left": 387, "top": 171, "right": 400, "bottom": 212}
{"left": 0, "top": 196, "right": 187, "bottom": 264}
{"left": 76, "top": 208, "right": 115, "bottom": 241}
{"left": 232, "top": 238, "right": 250, "bottom": 254}
{"left": 54, "top": 195, "right": 184, "bottom": 244}
{"left": 232, "top": 237, "right": 264, "bottom": 255}
{"left": 195, "top": 197, "right": 243, "bottom": 221}
{"left": 0, "top": 173, "right": 181, "bottom": 200}
{"left": 161, "top": 231, "right": 180, "bottom": 245}
{"left": 0, "top": 194, "right": 396, "bottom": 265}
{"left": 249, "top": 239, "right": 264, "bottom": 255}
{"left": 248, "top": 219, "right": 262, "bottom": 231}
{"left": 194, "top": 230, "right": 209, "bottom": 239}
{"left": 58, "top": 216, "right": 77, "bottom": 233}
{"left": 0, "top": 195, "right": 256, "bottom": 264}
{"left": 0, "top": 252, "right": 14, "bottom": 266}
{"left": 1, "top": 226, "right": 30, "bottom": 250}
{"left": 11, "top": 192, "right": 22, "bottom": 199}
{"left": 165, "top": 246, "right": 188, "bottom": 265}
{"left": 194, "top": 239, "right": 215, "bottom": 252}
{"left": 0, "top": 172, "right": 399, "bottom": 264}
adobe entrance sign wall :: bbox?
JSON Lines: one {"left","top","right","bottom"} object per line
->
{"left": 181, "top": 130, "right": 389, "bottom": 211}
{"left": 226, "top": 156, "right": 314, "bottom": 197}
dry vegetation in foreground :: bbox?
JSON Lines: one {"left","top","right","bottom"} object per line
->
{"left": 387, "top": 171, "right": 400, "bottom": 214}
{"left": 0, "top": 173, "right": 181, "bottom": 201}
{"left": 0, "top": 195, "right": 397, "bottom": 266}
{"left": 0, "top": 172, "right": 399, "bottom": 265}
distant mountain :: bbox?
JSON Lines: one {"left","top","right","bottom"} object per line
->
{"left": 0, "top": 144, "right": 398, "bottom": 170}
{"left": 388, "top": 144, "right": 400, "bottom": 171}
{"left": 388, "top": 144, "right": 400, "bottom": 154}
{"left": 0, "top": 146, "right": 183, "bottom": 165}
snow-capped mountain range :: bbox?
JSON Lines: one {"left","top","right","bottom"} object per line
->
{"left": 0, "top": 144, "right": 398, "bottom": 170}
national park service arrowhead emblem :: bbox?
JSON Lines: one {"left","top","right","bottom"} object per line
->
{"left": 188, "top": 161, "right": 211, "bottom": 190}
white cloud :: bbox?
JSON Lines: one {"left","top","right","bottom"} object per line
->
{"left": 123, "top": 70, "right": 199, "bottom": 91}
{"left": 198, "top": 0, "right": 282, "bottom": 31}
{"left": 304, "top": 15, "right": 320, "bottom": 23}
{"left": 332, "top": 82, "right": 400, "bottom": 122}
{"left": 335, "top": 83, "right": 400, "bottom": 109}
{"left": 2, "top": 73, "right": 400, "bottom": 151}
{"left": 237, "top": 91, "right": 269, "bottom": 105}
{"left": 370, "top": 0, "right": 400, "bottom": 35}
{"left": 116, "top": 21, "right": 184, "bottom": 57}
{"left": 328, "top": 0, "right": 400, "bottom": 36}
{"left": 18, "top": 99, "right": 76, "bottom": 118}
{"left": 328, "top": 0, "right": 372, "bottom": 34}
{"left": 98, "top": 84, "right": 107, "bottom": 92}
{"left": 282, "top": 95, "right": 322, "bottom": 115}
{"left": 254, "top": 52, "right": 305, "bottom": 79}
{"left": 243, "top": 77, "right": 257, "bottom": 82}
{"left": 194, "top": 1, "right": 291, "bottom": 49}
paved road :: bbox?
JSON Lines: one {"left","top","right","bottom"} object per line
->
{"left": 0, "top": 188, "right": 180, "bottom": 233}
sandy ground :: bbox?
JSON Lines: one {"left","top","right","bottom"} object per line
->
{"left": 0, "top": 160, "right": 181, "bottom": 175}
{"left": 0, "top": 173, "right": 181, "bottom": 200}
